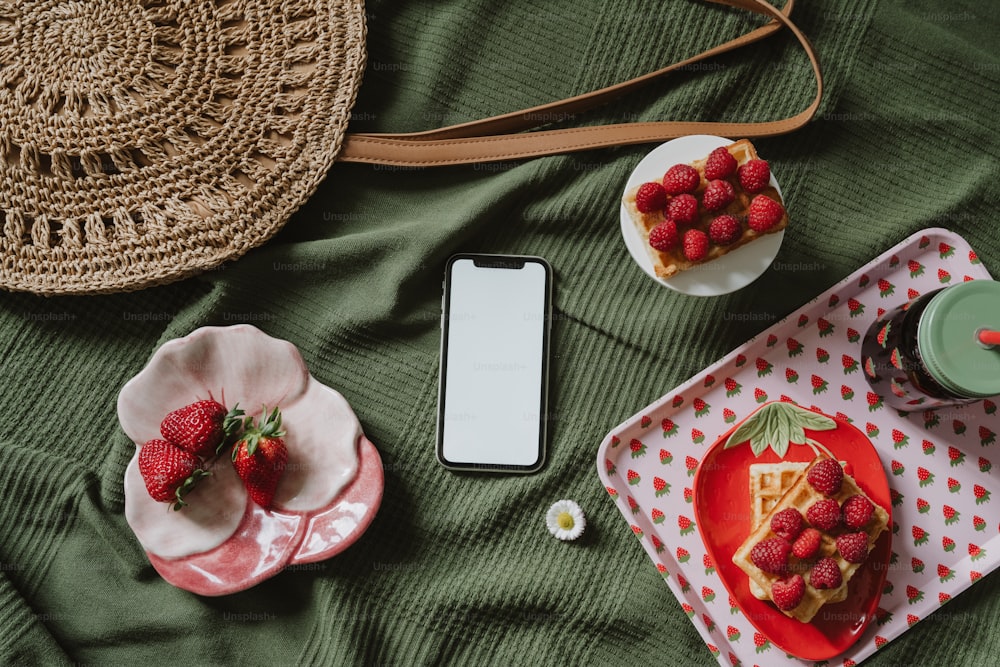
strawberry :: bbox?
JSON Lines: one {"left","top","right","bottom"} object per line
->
{"left": 841, "top": 354, "right": 859, "bottom": 374}
{"left": 702, "top": 179, "right": 735, "bottom": 211}
{"left": 724, "top": 377, "right": 741, "bottom": 396}
{"left": 605, "top": 486, "right": 618, "bottom": 499}
{"left": 891, "top": 429, "right": 909, "bottom": 449}
{"left": 726, "top": 625, "right": 740, "bottom": 642}
{"left": 810, "top": 557, "right": 843, "bottom": 589}
{"left": 974, "top": 515, "right": 986, "bottom": 531}
{"left": 232, "top": 407, "right": 288, "bottom": 509}
{"left": 771, "top": 574, "right": 805, "bottom": 611}
{"left": 700, "top": 612, "right": 714, "bottom": 631}
{"left": 755, "top": 358, "right": 772, "bottom": 376}
{"left": 875, "top": 635, "right": 888, "bottom": 649}
{"left": 947, "top": 477, "right": 961, "bottom": 493}
{"left": 693, "top": 397, "right": 710, "bottom": 417}
{"left": 807, "top": 459, "right": 844, "bottom": 495}
{"left": 708, "top": 214, "right": 741, "bottom": 245}
{"left": 754, "top": 388, "right": 768, "bottom": 403}
{"left": 750, "top": 537, "right": 791, "bottom": 574}
{"left": 947, "top": 446, "right": 965, "bottom": 466}
{"left": 704, "top": 553, "right": 715, "bottom": 574}
{"left": 877, "top": 278, "right": 895, "bottom": 297}
{"left": 938, "top": 268, "right": 951, "bottom": 284}
{"left": 691, "top": 429, "right": 704, "bottom": 444}
{"left": 891, "top": 460, "right": 905, "bottom": 476}
{"left": 817, "top": 317, "right": 834, "bottom": 337}
{"left": 770, "top": 508, "right": 804, "bottom": 541}
{"left": 656, "top": 562, "right": 669, "bottom": 577}
{"left": 816, "top": 347, "right": 830, "bottom": 363}
{"left": 785, "top": 368, "right": 799, "bottom": 383}
{"left": 629, "top": 438, "right": 646, "bottom": 458}
{"left": 917, "top": 466, "right": 934, "bottom": 486}
{"left": 627, "top": 496, "right": 640, "bottom": 514}
{"left": 970, "top": 249, "right": 981, "bottom": 265}
{"left": 678, "top": 515, "right": 696, "bottom": 535}
{"left": 605, "top": 459, "right": 616, "bottom": 475}
{"left": 842, "top": 494, "right": 874, "bottom": 528}
{"left": 916, "top": 498, "right": 930, "bottom": 514}
{"left": 847, "top": 327, "right": 861, "bottom": 343}
{"left": 672, "top": 395, "right": 684, "bottom": 408}
{"left": 942, "top": 536, "right": 955, "bottom": 552}
{"left": 737, "top": 159, "right": 770, "bottom": 192}
{"left": 836, "top": 532, "right": 869, "bottom": 564}
{"left": 911, "top": 557, "right": 925, "bottom": 573}
{"left": 766, "top": 334, "right": 778, "bottom": 347}
{"left": 969, "top": 543, "right": 986, "bottom": 561}
{"left": 634, "top": 181, "right": 667, "bottom": 212}
{"left": 753, "top": 632, "right": 771, "bottom": 653}
{"left": 666, "top": 193, "right": 699, "bottom": 225}
{"left": 723, "top": 407, "right": 736, "bottom": 423}
{"left": 678, "top": 574, "right": 690, "bottom": 592}
{"left": 858, "top": 273, "right": 870, "bottom": 288}
{"left": 160, "top": 400, "right": 244, "bottom": 459}
{"left": 841, "top": 385, "right": 854, "bottom": 401}
{"left": 661, "top": 418, "right": 678, "bottom": 437}
{"left": 938, "top": 564, "right": 954, "bottom": 582}
{"left": 797, "top": 314, "right": 809, "bottom": 327}
{"left": 651, "top": 535, "right": 665, "bottom": 553}
{"left": 939, "top": 242, "right": 954, "bottom": 258}
{"left": 681, "top": 602, "right": 694, "bottom": 617}
{"left": 651, "top": 508, "right": 665, "bottom": 524}
{"left": 627, "top": 469, "right": 641, "bottom": 486}
{"left": 806, "top": 498, "right": 841, "bottom": 530}
{"left": 980, "top": 425, "right": 996, "bottom": 446}
{"left": 974, "top": 484, "right": 991, "bottom": 504}
{"left": 912, "top": 525, "right": 929, "bottom": 546}
{"left": 682, "top": 228, "right": 709, "bottom": 261}
{"left": 703, "top": 374, "right": 715, "bottom": 388}
{"left": 787, "top": 338, "right": 803, "bottom": 356}
{"left": 906, "top": 585, "right": 925, "bottom": 604}
{"left": 630, "top": 524, "right": 643, "bottom": 538}
{"left": 942, "top": 504, "right": 960, "bottom": 525}
{"left": 939, "top": 592, "right": 951, "bottom": 604}
{"left": 985, "top": 399, "right": 998, "bottom": 415}
{"left": 979, "top": 457, "right": 991, "bottom": 473}
{"left": 662, "top": 163, "right": 700, "bottom": 195}
{"left": 701, "top": 586, "right": 716, "bottom": 603}
{"left": 953, "top": 419, "right": 967, "bottom": 435}
{"left": 811, "top": 374, "right": 828, "bottom": 395}
{"left": 908, "top": 259, "right": 924, "bottom": 277}
{"left": 640, "top": 415, "right": 652, "bottom": 428}
{"left": 705, "top": 145, "right": 738, "bottom": 179}
{"left": 907, "top": 287, "right": 921, "bottom": 301}
{"left": 648, "top": 220, "right": 679, "bottom": 251}
{"left": 888, "top": 254, "right": 900, "bottom": 268}
{"left": 685, "top": 455, "right": 698, "bottom": 475}
{"left": 866, "top": 422, "right": 880, "bottom": 438}
{"left": 683, "top": 487, "right": 694, "bottom": 503}
{"left": 792, "top": 528, "right": 821, "bottom": 559}
{"left": 659, "top": 448, "right": 673, "bottom": 464}
{"left": 867, "top": 392, "right": 883, "bottom": 412}
{"left": 747, "top": 195, "right": 784, "bottom": 232}
{"left": 653, "top": 476, "right": 669, "bottom": 497}
{"left": 137, "top": 439, "right": 209, "bottom": 509}
{"left": 907, "top": 614, "right": 920, "bottom": 627}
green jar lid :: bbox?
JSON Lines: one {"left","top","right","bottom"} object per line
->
{"left": 917, "top": 280, "right": 1000, "bottom": 398}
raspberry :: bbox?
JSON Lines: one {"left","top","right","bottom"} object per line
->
{"left": 682, "top": 228, "right": 709, "bottom": 261}
{"left": 634, "top": 182, "right": 667, "bottom": 213}
{"left": 750, "top": 537, "right": 791, "bottom": 574}
{"left": 702, "top": 179, "right": 735, "bottom": 212}
{"left": 708, "top": 215, "right": 741, "bottom": 245}
{"left": 791, "top": 527, "right": 821, "bottom": 559}
{"left": 747, "top": 195, "right": 785, "bottom": 232}
{"left": 704, "top": 146, "right": 738, "bottom": 180}
{"left": 806, "top": 498, "right": 841, "bottom": 531}
{"left": 662, "top": 163, "right": 700, "bottom": 195}
{"left": 738, "top": 159, "right": 771, "bottom": 192}
{"left": 809, "top": 557, "right": 843, "bottom": 589}
{"left": 666, "top": 193, "right": 699, "bottom": 225}
{"left": 842, "top": 494, "right": 875, "bottom": 529}
{"left": 770, "top": 508, "right": 804, "bottom": 542}
{"left": 648, "top": 220, "right": 679, "bottom": 252}
{"left": 771, "top": 574, "right": 805, "bottom": 611}
{"left": 836, "top": 532, "right": 870, "bottom": 564}
{"left": 806, "top": 458, "right": 844, "bottom": 495}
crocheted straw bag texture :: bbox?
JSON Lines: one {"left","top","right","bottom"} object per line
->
{"left": 0, "top": 1, "right": 366, "bottom": 295}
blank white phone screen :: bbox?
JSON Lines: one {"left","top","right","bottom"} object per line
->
{"left": 440, "top": 258, "right": 549, "bottom": 468}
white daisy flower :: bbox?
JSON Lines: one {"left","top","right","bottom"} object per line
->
{"left": 545, "top": 499, "right": 586, "bottom": 541}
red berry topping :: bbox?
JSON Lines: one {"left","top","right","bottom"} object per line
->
{"left": 792, "top": 527, "right": 822, "bottom": 559}
{"left": 708, "top": 215, "right": 741, "bottom": 245}
{"left": 836, "top": 532, "right": 870, "bottom": 564}
{"left": 704, "top": 146, "right": 738, "bottom": 180}
{"left": 702, "top": 179, "right": 736, "bottom": 211}
{"left": 771, "top": 574, "right": 805, "bottom": 611}
{"left": 806, "top": 498, "right": 842, "bottom": 531}
{"left": 738, "top": 159, "right": 771, "bottom": 192}
{"left": 842, "top": 494, "right": 875, "bottom": 529}
{"left": 770, "top": 508, "right": 804, "bottom": 542}
{"left": 747, "top": 195, "right": 785, "bottom": 232}
{"left": 662, "top": 163, "right": 700, "bottom": 195}
{"left": 682, "top": 228, "right": 709, "bottom": 261}
{"left": 666, "top": 193, "right": 699, "bottom": 225}
{"left": 750, "top": 537, "right": 791, "bottom": 574}
{"left": 648, "top": 220, "right": 679, "bottom": 251}
{"left": 807, "top": 458, "right": 844, "bottom": 495}
{"left": 809, "top": 557, "right": 843, "bottom": 589}
{"left": 634, "top": 181, "right": 667, "bottom": 213}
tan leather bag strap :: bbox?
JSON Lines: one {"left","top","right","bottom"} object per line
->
{"left": 338, "top": 0, "right": 821, "bottom": 166}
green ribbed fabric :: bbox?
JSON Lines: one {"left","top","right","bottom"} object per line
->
{"left": 1, "top": 0, "right": 998, "bottom": 665}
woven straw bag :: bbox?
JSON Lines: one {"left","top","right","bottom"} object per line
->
{"left": 0, "top": 0, "right": 819, "bottom": 295}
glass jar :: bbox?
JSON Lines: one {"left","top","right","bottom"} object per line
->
{"left": 861, "top": 280, "right": 1000, "bottom": 412}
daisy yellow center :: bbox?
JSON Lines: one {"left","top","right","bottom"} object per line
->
{"left": 556, "top": 511, "right": 575, "bottom": 530}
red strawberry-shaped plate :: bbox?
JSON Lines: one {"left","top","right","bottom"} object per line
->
{"left": 693, "top": 401, "right": 892, "bottom": 661}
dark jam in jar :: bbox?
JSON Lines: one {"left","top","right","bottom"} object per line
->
{"left": 861, "top": 281, "right": 1000, "bottom": 412}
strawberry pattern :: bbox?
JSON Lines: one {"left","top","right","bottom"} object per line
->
{"left": 597, "top": 230, "right": 1000, "bottom": 666}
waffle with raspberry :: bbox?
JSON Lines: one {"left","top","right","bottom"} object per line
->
{"left": 731, "top": 456, "right": 890, "bottom": 623}
{"left": 623, "top": 139, "right": 788, "bottom": 279}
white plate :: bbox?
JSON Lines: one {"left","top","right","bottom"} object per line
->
{"left": 619, "top": 135, "right": 785, "bottom": 297}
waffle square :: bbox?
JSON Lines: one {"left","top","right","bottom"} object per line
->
{"left": 732, "top": 456, "right": 890, "bottom": 623}
{"left": 622, "top": 139, "right": 788, "bottom": 279}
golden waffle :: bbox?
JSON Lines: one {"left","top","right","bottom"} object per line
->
{"left": 747, "top": 462, "right": 846, "bottom": 603}
{"left": 622, "top": 139, "right": 789, "bottom": 279}
{"left": 732, "top": 456, "right": 890, "bottom": 623}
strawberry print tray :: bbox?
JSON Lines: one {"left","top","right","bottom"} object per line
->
{"left": 596, "top": 228, "right": 999, "bottom": 666}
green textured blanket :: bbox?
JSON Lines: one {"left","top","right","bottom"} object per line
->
{"left": 2, "top": 1, "right": 999, "bottom": 665}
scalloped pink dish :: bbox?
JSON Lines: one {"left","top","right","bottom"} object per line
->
{"left": 118, "top": 325, "right": 383, "bottom": 596}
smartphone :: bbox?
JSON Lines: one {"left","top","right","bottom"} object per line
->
{"left": 436, "top": 254, "right": 552, "bottom": 472}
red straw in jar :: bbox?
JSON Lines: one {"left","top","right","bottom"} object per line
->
{"left": 978, "top": 329, "right": 1000, "bottom": 346}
